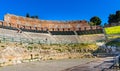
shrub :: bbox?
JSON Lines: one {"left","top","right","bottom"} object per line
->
{"left": 1, "top": 45, "right": 5, "bottom": 47}
{"left": 27, "top": 46, "right": 33, "bottom": 50}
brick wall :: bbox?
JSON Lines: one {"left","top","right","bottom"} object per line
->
{"left": 4, "top": 14, "right": 92, "bottom": 31}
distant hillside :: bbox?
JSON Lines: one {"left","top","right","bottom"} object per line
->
{"left": 105, "top": 26, "right": 120, "bottom": 35}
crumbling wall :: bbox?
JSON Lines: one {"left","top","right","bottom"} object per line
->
{"left": 4, "top": 14, "right": 91, "bottom": 31}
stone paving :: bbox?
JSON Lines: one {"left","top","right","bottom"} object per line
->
{"left": 0, "top": 57, "right": 114, "bottom": 71}
{"left": 0, "top": 58, "right": 95, "bottom": 71}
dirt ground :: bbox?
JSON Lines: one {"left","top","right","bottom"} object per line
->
{"left": 0, "top": 57, "right": 114, "bottom": 71}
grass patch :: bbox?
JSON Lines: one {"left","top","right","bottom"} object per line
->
{"left": 105, "top": 26, "right": 120, "bottom": 35}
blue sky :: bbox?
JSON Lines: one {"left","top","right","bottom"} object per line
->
{"left": 0, "top": 0, "right": 120, "bottom": 25}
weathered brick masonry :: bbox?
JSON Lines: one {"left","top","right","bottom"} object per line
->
{"left": 1, "top": 14, "right": 102, "bottom": 31}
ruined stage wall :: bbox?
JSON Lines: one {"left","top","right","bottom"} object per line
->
{"left": 4, "top": 14, "right": 93, "bottom": 31}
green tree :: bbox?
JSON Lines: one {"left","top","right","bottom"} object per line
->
{"left": 90, "top": 16, "right": 102, "bottom": 25}
{"left": 108, "top": 14, "right": 116, "bottom": 24}
{"left": 104, "top": 23, "right": 107, "bottom": 27}
{"left": 31, "top": 16, "right": 39, "bottom": 19}
{"left": 108, "top": 10, "right": 120, "bottom": 24}
{"left": 116, "top": 10, "right": 120, "bottom": 22}
{"left": 26, "top": 13, "right": 30, "bottom": 18}
{"left": 89, "top": 22, "right": 95, "bottom": 26}
{"left": 34, "top": 16, "right": 39, "bottom": 19}
{"left": 31, "top": 16, "right": 35, "bottom": 18}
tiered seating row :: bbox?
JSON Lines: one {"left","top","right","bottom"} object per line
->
{"left": 0, "top": 26, "right": 105, "bottom": 44}
{"left": 50, "top": 31, "right": 75, "bottom": 35}
{"left": 20, "top": 28, "right": 48, "bottom": 33}
{"left": 53, "top": 35, "right": 78, "bottom": 43}
{"left": 76, "top": 29, "right": 103, "bottom": 35}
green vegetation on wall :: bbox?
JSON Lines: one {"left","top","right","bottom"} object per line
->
{"left": 105, "top": 26, "right": 120, "bottom": 35}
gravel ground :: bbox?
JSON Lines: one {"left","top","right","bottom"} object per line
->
{"left": 0, "top": 58, "right": 96, "bottom": 71}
